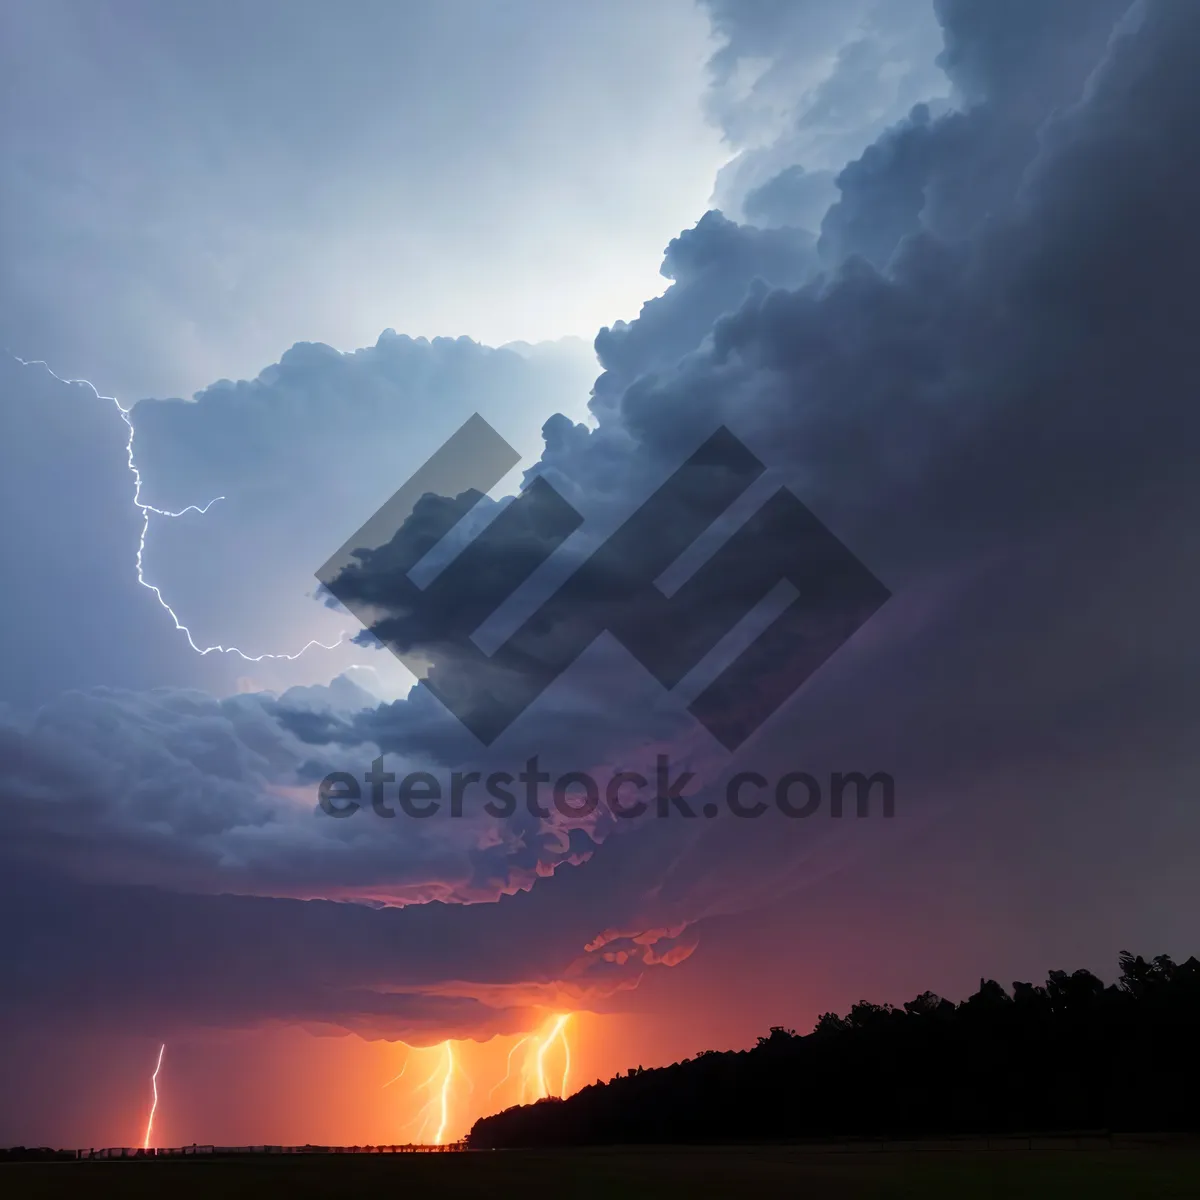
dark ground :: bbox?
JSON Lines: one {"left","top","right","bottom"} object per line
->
{"left": 4, "top": 1144, "right": 1200, "bottom": 1199}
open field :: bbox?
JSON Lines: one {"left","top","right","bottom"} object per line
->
{"left": 4, "top": 1144, "right": 1200, "bottom": 1199}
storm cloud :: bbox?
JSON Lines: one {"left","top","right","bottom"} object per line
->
{"left": 4, "top": 0, "right": 1200, "bottom": 1055}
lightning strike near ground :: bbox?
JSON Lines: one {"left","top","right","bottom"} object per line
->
{"left": 529, "top": 1013, "right": 572, "bottom": 1101}
{"left": 435, "top": 1042, "right": 455, "bottom": 1145}
{"left": 141, "top": 1043, "right": 165, "bottom": 1150}
{"left": 19, "top": 360, "right": 347, "bottom": 663}
{"left": 488, "top": 1035, "right": 531, "bottom": 1102}
{"left": 396, "top": 1041, "right": 458, "bottom": 1145}
{"left": 486, "top": 1014, "right": 576, "bottom": 1109}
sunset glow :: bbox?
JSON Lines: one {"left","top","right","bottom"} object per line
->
{"left": 374, "top": 1014, "right": 580, "bottom": 1145}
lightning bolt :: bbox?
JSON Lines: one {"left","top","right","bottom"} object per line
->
{"left": 532, "top": 1013, "right": 571, "bottom": 1100}
{"left": 18, "top": 360, "right": 346, "bottom": 662}
{"left": 387, "top": 1020, "right": 575, "bottom": 1143}
{"left": 488, "top": 1035, "right": 531, "bottom": 1102}
{"left": 397, "top": 1041, "right": 458, "bottom": 1144}
{"left": 559, "top": 1020, "right": 572, "bottom": 1099}
{"left": 435, "top": 1042, "right": 455, "bottom": 1145}
{"left": 141, "top": 1043, "right": 165, "bottom": 1150}
{"left": 381, "top": 1059, "right": 408, "bottom": 1089}
{"left": 489, "top": 1014, "right": 574, "bottom": 1109}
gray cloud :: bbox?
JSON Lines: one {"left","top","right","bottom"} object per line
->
{"left": 0, "top": 0, "right": 722, "bottom": 400}
{"left": 742, "top": 166, "right": 839, "bottom": 231}
{"left": 819, "top": 0, "right": 1133, "bottom": 267}
{"left": 0, "top": 676, "right": 636, "bottom": 909}
{"left": 300, "top": 0, "right": 1200, "bottom": 945}
{"left": 0, "top": 357, "right": 227, "bottom": 707}
{"left": 702, "top": 0, "right": 948, "bottom": 222}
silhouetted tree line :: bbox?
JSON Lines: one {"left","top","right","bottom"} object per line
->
{"left": 0, "top": 1147, "right": 77, "bottom": 1161}
{"left": 468, "top": 952, "right": 1200, "bottom": 1147}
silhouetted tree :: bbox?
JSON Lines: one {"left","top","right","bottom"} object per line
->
{"left": 468, "top": 951, "right": 1200, "bottom": 1148}
{"left": 756, "top": 1026, "right": 797, "bottom": 1048}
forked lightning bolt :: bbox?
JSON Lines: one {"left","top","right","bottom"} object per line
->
{"left": 19, "top": 360, "right": 345, "bottom": 662}
{"left": 397, "top": 1041, "right": 457, "bottom": 1144}
{"left": 488, "top": 1035, "right": 531, "bottom": 1101}
{"left": 490, "top": 1014, "right": 574, "bottom": 1108}
{"left": 531, "top": 1013, "right": 572, "bottom": 1101}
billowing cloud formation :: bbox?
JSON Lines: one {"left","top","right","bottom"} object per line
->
{"left": 703, "top": 0, "right": 948, "bottom": 222}
{"left": 131, "top": 330, "right": 596, "bottom": 694}
{"left": 6, "top": 0, "right": 1200, "bottom": 1053}
{"left": 819, "top": 0, "right": 1134, "bottom": 267}
{"left": 6, "top": 333, "right": 596, "bottom": 704}
{"left": 297, "top": 0, "right": 1200, "bottom": 974}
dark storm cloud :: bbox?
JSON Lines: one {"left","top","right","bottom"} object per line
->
{"left": 932, "top": 0, "right": 1132, "bottom": 106}
{"left": 0, "top": 677, "right": 628, "bottom": 909}
{"left": 590, "top": 211, "right": 818, "bottom": 410}
{"left": 309, "top": 0, "right": 1200, "bottom": 942}
{"left": 6, "top": 0, "right": 1200, "bottom": 1045}
{"left": 0, "top": 850, "right": 694, "bottom": 1043}
{"left": 819, "top": 0, "right": 1133, "bottom": 267}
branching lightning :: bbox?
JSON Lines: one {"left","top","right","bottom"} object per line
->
{"left": 141, "top": 1043, "right": 165, "bottom": 1150}
{"left": 381, "top": 1060, "right": 409, "bottom": 1089}
{"left": 488, "top": 1035, "right": 531, "bottom": 1102}
{"left": 396, "top": 1041, "right": 457, "bottom": 1144}
{"left": 489, "top": 1014, "right": 575, "bottom": 1109}
{"left": 386, "top": 1019, "right": 573, "bottom": 1147}
{"left": 529, "top": 1014, "right": 572, "bottom": 1102}
{"left": 20, "top": 360, "right": 346, "bottom": 663}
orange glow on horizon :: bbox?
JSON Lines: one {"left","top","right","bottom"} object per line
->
{"left": 141, "top": 1043, "right": 165, "bottom": 1149}
{"left": 38, "top": 1009, "right": 717, "bottom": 1147}
{"left": 383, "top": 1014, "right": 576, "bottom": 1144}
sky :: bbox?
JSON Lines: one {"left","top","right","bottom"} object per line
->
{"left": 3, "top": 0, "right": 1200, "bottom": 1149}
